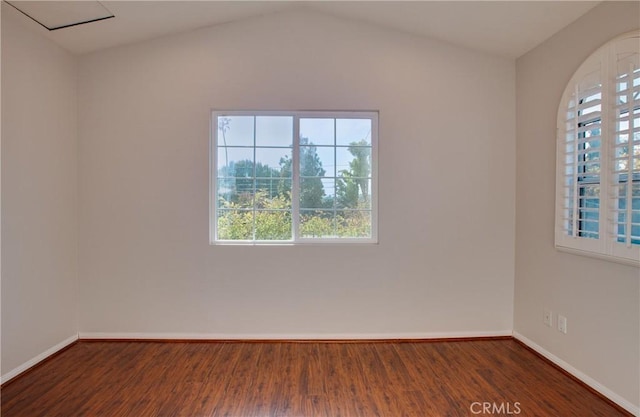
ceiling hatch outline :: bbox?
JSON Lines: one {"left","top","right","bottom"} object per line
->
{"left": 5, "top": 1, "right": 114, "bottom": 31}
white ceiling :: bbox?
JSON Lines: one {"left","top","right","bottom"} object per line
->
{"left": 7, "top": 1, "right": 601, "bottom": 58}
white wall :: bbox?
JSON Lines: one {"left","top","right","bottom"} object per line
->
{"left": 515, "top": 1, "right": 640, "bottom": 412}
{"left": 77, "top": 10, "right": 515, "bottom": 338}
{"left": 1, "top": 4, "right": 78, "bottom": 377}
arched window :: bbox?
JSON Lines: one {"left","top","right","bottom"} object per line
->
{"left": 556, "top": 30, "right": 640, "bottom": 265}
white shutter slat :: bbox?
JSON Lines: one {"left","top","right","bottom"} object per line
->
{"left": 577, "top": 97, "right": 602, "bottom": 107}
{"left": 577, "top": 122, "right": 602, "bottom": 135}
{"left": 577, "top": 113, "right": 602, "bottom": 125}
{"left": 577, "top": 83, "right": 602, "bottom": 99}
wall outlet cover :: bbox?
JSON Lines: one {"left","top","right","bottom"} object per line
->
{"left": 558, "top": 315, "right": 567, "bottom": 334}
{"left": 543, "top": 309, "right": 553, "bottom": 327}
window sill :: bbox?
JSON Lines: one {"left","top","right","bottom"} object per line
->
{"left": 210, "top": 240, "right": 379, "bottom": 246}
{"left": 555, "top": 245, "right": 639, "bottom": 268}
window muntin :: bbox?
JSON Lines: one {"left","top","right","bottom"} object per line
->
{"left": 211, "top": 111, "right": 378, "bottom": 244}
{"left": 556, "top": 30, "right": 640, "bottom": 265}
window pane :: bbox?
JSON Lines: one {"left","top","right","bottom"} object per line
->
{"left": 578, "top": 182, "right": 599, "bottom": 239}
{"left": 217, "top": 116, "right": 254, "bottom": 147}
{"left": 300, "top": 178, "right": 333, "bottom": 209}
{"left": 583, "top": 150, "right": 600, "bottom": 162}
{"left": 616, "top": 184, "right": 640, "bottom": 245}
{"left": 336, "top": 210, "right": 371, "bottom": 238}
{"left": 581, "top": 125, "right": 601, "bottom": 138}
{"left": 216, "top": 147, "right": 253, "bottom": 177}
{"left": 579, "top": 230, "right": 599, "bottom": 239}
{"left": 256, "top": 179, "right": 291, "bottom": 209}
{"left": 336, "top": 178, "right": 371, "bottom": 209}
{"left": 300, "top": 145, "right": 332, "bottom": 177}
{"left": 579, "top": 184, "right": 600, "bottom": 197}
{"left": 578, "top": 210, "right": 598, "bottom": 221}
{"left": 579, "top": 162, "right": 600, "bottom": 174}
{"left": 300, "top": 118, "right": 334, "bottom": 146}
{"left": 337, "top": 118, "right": 372, "bottom": 146}
{"left": 336, "top": 146, "right": 371, "bottom": 178}
{"left": 300, "top": 210, "right": 335, "bottom": 238}
{"left": 217, "top": 209, "right": 253, "bottom": 240}
{"left": 582, "top": 139, "right": 601, "bottom": 148}
{"left": 255, "top": 210, "right": 292, "bottom": 240}
{"left": 256, "top": 147, "right": 291, "bottom": 173}
{"left": 616, "top": 133, "right": 629, "bottom": 144}
{"left": 619, "top": 120, "right": 629, "bottom": 132}
{"left": 256, "top": 116, "right": 293, "bottom": 147}
{"left": 578, "top": 216, "right": 599, "bottom": 238}
{"left": 217, "top": 179, "right": 254, "bottom": 209}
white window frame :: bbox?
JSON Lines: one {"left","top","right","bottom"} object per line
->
{"left": 555, "top": 30, "right": 640, "bottom": 266}
{"left": 210, "top": 110, "right": 378, "bottom": 245}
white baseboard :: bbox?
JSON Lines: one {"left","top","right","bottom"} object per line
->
{"left": 79, "top": 329, "right": 513, "bottom": 341}
{"left": 1, "top": 334, "right": 79, "bottom": 384}
{"left": 513, "top": 331, "right": 639, "bottom": 416}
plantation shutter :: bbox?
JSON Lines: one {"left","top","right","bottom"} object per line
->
{"left": 556, "top": 52, "right": 605, "bottom": 254}
{"left": 610, "top": 35, "right": 640, "bottom": 260}
{"left": 556, "top": 30, "right": 640, "bottom": 264}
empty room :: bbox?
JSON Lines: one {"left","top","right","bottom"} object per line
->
{"left": 1, "top": 1, "right": 639, "bottom": 416}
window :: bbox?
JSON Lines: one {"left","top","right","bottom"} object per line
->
{"left": 556, "top": 30, "right": 640, "bottom": 265}
{"left": 210, "top": 111, "right": 378, "bottom": 244}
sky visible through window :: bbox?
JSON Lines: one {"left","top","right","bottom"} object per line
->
{"left": 217, "top": 116, "right": 371, "bottom": 172}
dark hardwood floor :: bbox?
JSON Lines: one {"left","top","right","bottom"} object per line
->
{"left": 1, "top": 339, "right": 630, "bottom": 417}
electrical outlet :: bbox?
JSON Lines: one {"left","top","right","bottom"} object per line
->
{"left": 558, "top": 315, "right": 567, "bottom": 334}
{"left": 543, "top": 309, "right": 553, "bottom": 327}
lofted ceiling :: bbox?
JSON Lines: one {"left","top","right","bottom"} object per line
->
{"left": 5, "top": 1, "right": 601, "bottom": 59}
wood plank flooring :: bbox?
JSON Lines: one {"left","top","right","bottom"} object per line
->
{"left": 1, "top": 339, "right": 630, "bottom": 417}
